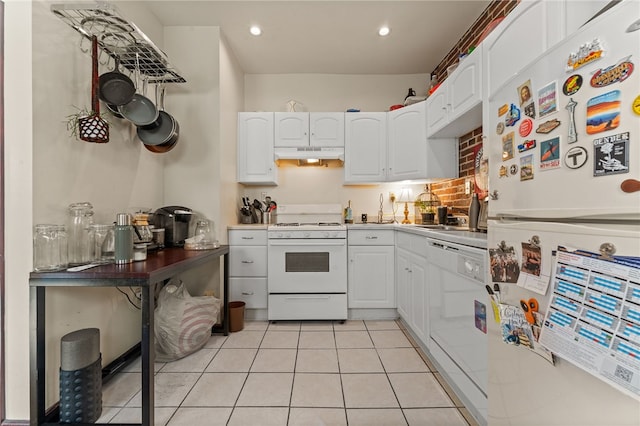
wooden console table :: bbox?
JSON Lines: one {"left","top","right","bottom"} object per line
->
{"left": 29, "top": 246, "right": 230, "bottom": 426}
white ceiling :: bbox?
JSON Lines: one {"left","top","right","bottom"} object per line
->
{"left": 132, "top": 0, "right": 491, "bottom": 75}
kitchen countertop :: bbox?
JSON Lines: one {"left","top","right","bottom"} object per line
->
{"left": 227, "top": 223, "right": 487, "bottom": 249}
{"left": 228, "top": 224, "right": 268, "bottom": 230}
{"left": 348, "top": 223, "right": 487, "bottom": 249}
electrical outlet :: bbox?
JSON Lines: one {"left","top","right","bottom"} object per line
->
{"left": 465, "top": 180, "right": 471, "bottom": 195}
{"left": 389, "top": 192, "right": 396, "bottom": 203}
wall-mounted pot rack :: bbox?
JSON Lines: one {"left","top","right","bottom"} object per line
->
{"left": 52, "top": 2, "right": 186, "bottom": 84}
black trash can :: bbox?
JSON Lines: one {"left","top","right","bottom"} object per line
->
{"left": 59, "top": 328, "right": 102, "bottom": 423}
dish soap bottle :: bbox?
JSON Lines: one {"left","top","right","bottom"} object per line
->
{"left": 344, "top": 201, "right": 353, "bottom": 224}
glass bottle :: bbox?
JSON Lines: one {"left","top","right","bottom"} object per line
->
{"left": 67, "top": 202, "right": 94, "bottom": 266}
{"left": 114, "top": 213, "right": 134, "bottom": 264}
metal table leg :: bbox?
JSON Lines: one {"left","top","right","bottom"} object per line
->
{"left": 30, "top": 286, "right": 46, "bottom": 426}
{"left": 141, "top": 284, "right": 155, "bottom": 426}
{"left": 223, "top": 253, "right": 229, "bottom": 336}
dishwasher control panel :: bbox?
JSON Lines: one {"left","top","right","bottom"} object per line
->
{"left": 457, "top": 254, "right": 485, "bottom": 282}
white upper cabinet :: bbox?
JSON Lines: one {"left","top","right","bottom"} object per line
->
{"left": 275, "top": 112, "right": 344, "bottom": 147}
{"left": 310, "top": 112, "right": 345, "bottom": 147}
{"left": 426, "top": 46, "right": 482, "bottom": 138}
{"left": 346, "top": 104, "right": 458, "bottom": 184}
{"left": 274, "top": 112, "right": 309, "bottom": 147}
{"left": 344, "top": 112, "right": 388, "bottom": 183}
{"left": 388, "top": 101, "right": 429, "bottom": 181}
{"left": 237, "top": 112, "right": 277, "bottom": 185}
{"left": 483, "top": 0, "right": 564, "bottom": 101}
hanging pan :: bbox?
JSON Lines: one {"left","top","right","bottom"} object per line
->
{"left": 98, "top": 56, "right": 135, "bottom": 106}
{"left": 137, "top": 84, "right": 179, "bottom": 151}
{"left": 117, "top": 53, "right": 158, "bottom": 126}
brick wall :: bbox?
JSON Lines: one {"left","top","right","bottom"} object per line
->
{"left": 429, "top": 0, "right": 519, "bottom": 213}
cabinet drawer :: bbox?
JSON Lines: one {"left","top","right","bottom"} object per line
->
{"left": 348, "top": 229, "right": 395, "bottom": 245}
{"left": 396, "top": 231, "right": 428, "bottom": 258}
{"left": 268, "top": 294, "right": 347, "bottom": 320}
{"left": 229, "top": 278, "right": 267, "bottom": 309}
{"left": 229, "top": 246, "right": 267, "bottom": 276}
{"left": 229, "top": 230, "right": 267, "bottom": 245}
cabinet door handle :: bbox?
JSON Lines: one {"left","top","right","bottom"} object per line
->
{"left": 365, "top": 236, "right": 378, "bottom": 239}
{"left": 241, "top": 236, "right": 254, "bottom": 240}
{"left": 241, "top": 291, "right": 254, "bottom": 295}
{"left": 241, "top": 260, "right": 254, "bottom": 264}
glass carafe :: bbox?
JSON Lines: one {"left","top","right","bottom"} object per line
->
{"left": 67, "top": 202, "right": 94, "bottom": 266}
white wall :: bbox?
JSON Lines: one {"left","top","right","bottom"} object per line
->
{"left": 29, "top": 0, "right": 168, "bottom": 411}
{"left": 242, "top": 73, "right": 432, "bottom": 222}
{"left": 4, "top": 0, "right": 33, "bottom": 420}
{"left": 218, "top": 33, "right": 246, "bottom": 241}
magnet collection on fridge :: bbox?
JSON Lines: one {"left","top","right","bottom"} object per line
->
{"left": 494, "top": 36, "right": 636, "bottom": 181}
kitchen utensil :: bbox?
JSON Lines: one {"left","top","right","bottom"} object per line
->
{"left": 137, "top": 84, "right": 180, "bottom": 147}
{"left": 117, "top": 55, "right": 158, "bottom": 126}
{"left": 268, "top": 201, "right": 277, "bottom": 212}
{"left": 98, "top": 56, "right": 135, "bottom": 106}
{"left": 79, "top": 36, "right": 109, "bottom": 143}
{"left": 253, "top": 199, "right": 263, "bottom": 212}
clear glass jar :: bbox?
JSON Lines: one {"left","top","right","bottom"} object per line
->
{"left": 34, "top": 224, "right": 59, "bottom": 272}
{"left": 55, "top": 225, "right": 69, "bottom": 269}
{"left": 90, "top": 224, "right": 114, "bottom": 264}
{"left": 67, "top": 202, "right": 94, "bottom": 266}
{"left": 194, "top": 220, "right": 213, "bottom": 243}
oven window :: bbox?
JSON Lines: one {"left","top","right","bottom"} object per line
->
{"left": 285, "top": 252, "right": 330, "bottom": 272}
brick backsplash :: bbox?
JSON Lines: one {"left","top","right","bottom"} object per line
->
{"left": 429, "top": 0, "right": 519, "bottom": 212}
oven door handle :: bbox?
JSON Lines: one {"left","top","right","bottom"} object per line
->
{"left": 268, "top": 240, "right": 346, "bottom": 247}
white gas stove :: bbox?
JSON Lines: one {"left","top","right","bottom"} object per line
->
{"left": 267, "top": 204, "right": 347, "bottom": 321}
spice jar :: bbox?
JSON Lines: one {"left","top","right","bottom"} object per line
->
{"left": 67, "top": 202, "right": 94, "bottom": 266}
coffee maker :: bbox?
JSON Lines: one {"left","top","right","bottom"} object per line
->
{"left": 151, "top": 206, "right": 193, "bottom": 247}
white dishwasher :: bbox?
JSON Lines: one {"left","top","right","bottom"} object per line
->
{"left": 426, "top": 236, "right": 488, "bottom": 426}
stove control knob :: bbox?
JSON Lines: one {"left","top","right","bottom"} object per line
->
{"left": 324, "top": 232, "right": 330, "bottom": 238}
{"left": 304, "top": 232, "right": 311, "bottom": 238}
{"left": 276, "top": 232, "right": 283, "bottom": 238}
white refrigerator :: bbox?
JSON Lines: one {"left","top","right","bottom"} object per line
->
{"left": 486, "top": 1, "right": 640, "bottom": 425}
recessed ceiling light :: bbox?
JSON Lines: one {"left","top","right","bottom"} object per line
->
{"left": 250, "top": 25, "right": 262, "bottom": 36}
{"left": 378, "top": 26, "right": 390, "bottom": 36}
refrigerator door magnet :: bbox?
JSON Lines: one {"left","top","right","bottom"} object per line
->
{"left": 586, "top": 90, "right": 621, "bottom": 134}
{"left": 566, "top": 98, "right": 578, "bottom": 143}
{"left": 520, "top": 298, "right": 539, "bottom": 324}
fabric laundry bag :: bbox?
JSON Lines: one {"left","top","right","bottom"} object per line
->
{"left": 154, "top": 279, "right": 221, "bottom": 362}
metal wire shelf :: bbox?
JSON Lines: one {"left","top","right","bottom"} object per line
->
{"left": 52, "top": 2, "right": 186, "bottom": 83}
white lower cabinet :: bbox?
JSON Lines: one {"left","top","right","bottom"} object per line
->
{"left": 395, "top": 231, "right": 429, "bottom": 345}
{"left": 228, "top": 229, "right": 268, "bottom": 316}
{"left": 348, "top": 229, "right": 395, "bottom": 309}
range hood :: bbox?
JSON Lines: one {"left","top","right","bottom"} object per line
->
{"left": 274, "top": 146, "right": 344, "bottom": 161}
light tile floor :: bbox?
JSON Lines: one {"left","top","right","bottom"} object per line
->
{"left": 98, "top": 320, "right": 479, "bottom": 426}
